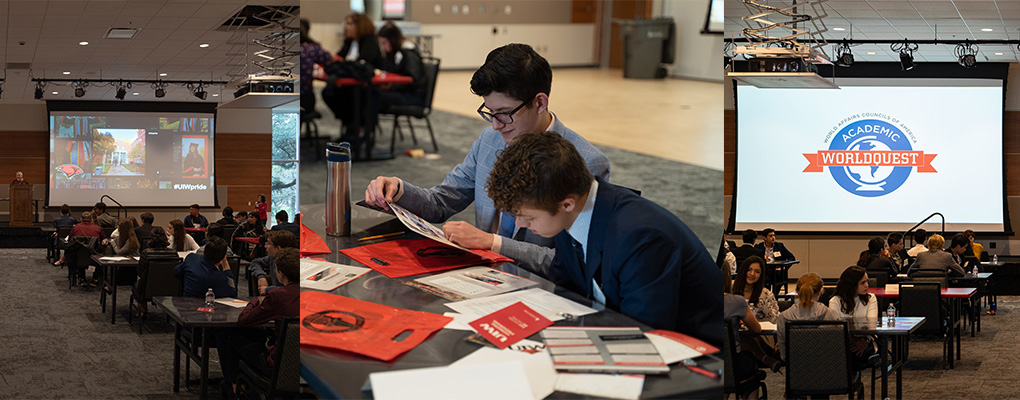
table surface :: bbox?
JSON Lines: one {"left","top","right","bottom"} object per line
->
{"left": 298, "top": 203, "right": 722, "bottom": 400}
{"left": 152, "top": 296, "right": 246, "bottom": 328}
{"left": 870, "top": 287, "right": 977, "bottom": 298}
{"left": 334, "top": 73, "right": 413, "bottom": 87}
{"left": 756, "top": 316, "right": 925, "bottom": 335}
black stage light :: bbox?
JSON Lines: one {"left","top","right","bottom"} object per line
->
{"left": 834, "top": 43, "right": 854, "bottom": 67}
{"left": 155, "top": 87, "right": 166, "bottom": 98}
{"left": 34, "top": 86, "right": 43, "bottom": 100}
{"left": 115, "top": 87, "right": 126, "bottom": 100}
{"left": 899, "top": 51, "right": 915, "bottom": 71}
{"left": 193, "top": 87, "right": 207, "bottom": 100}
{"left": 955, "top": 42, "right": 979, "bottom": 68}
{"left": 74, "top": 86, "right": 85, "bottom": 97}
{"left": 959, "top": 54, "right": 977, "bottom": 68}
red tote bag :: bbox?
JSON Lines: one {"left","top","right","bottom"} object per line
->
{"left": 340, "top": 238, "right": 512, "bottom": 278}
{"left": 299, "top": 291, "right": 452, "bottom": 362}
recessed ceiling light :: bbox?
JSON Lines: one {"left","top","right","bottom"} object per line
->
{"left": 833, "top": 27, "right": 845, "bottom": 31}
{"left": 51, "top": 91, "right": 59, "bottom": 95}
{"left": 867, "top": 52, "right": 876, "bottom": 55}
{"left": 62, "top": 71, "right": 71, "bottom": 75}
{"left": 159, "top": 73, "right": 167, "bottom": 77}
{"left": 132, "top": 92, "right": 139, "bottom": 96}
{"left": 995, "top": 52, "right": 1004, "bottom": 55}
{"left": 79, "top": 41, "right": 88, "bottom": 46}
{"left": 212, "top": 93, "right": 219, "bottom": 97}
{"left": 981, "top": 28, "right": 993, "bottom": 32}
{"left": 199, "top": 43, "right": 209, "bottom": 48}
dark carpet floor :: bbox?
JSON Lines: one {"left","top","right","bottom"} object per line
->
{"left": 299, "top": 104, "right": 723, "bottom": 255}
{"left": 0, "top": 248, "right": 255, "bottom": 399}
{"left": 761, "top": 297, "right": 1020, "bottom": 399}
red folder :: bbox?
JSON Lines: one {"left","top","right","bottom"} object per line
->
{"left": 300, "top": 291, "right": 452, "bottom": 362}
{"left": 300, "top": 221, "right": 332, "bottom": 257}
{"left": 340, "top": 238, "right": 513, "bottom": 278}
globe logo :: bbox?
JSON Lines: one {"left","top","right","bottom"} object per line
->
{"left": 845, "top": 136, "right": 894, "bottom": 192}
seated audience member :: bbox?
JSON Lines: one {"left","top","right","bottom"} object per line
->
{"left": 829, "top": 266, "right": 878, "bottom": 369}
{"left": 54, "top": 211, "right": 103, "bottom": 266}
{"left": 216, "top": 247, "right": 300, "bottom": 398}
{"left": 730, "top": 229, "right": 763, "bottom": 264}
{"left": 731, "top": 256, "right": 778, "bottom": 323}
{"left": 132, "top": 227, "right": 178, "bottom": 316}
{"left": 54, "top": 204, "right": 77, "bottom": 229}
{"left": 300, "top": 18, "right": 334, "bottom": 113}
{"left": 104, "top": 219, "right": 140, "bottom": 257}
{"left": 109, "top": 216, "right": 139, "bottom": 242}
{"left": 215, "top": 207, "right": 235, "bottom": 226}
{"left": 172, "top": 237, "right": 236, "bottom": 298}
{"left": 376, "top": 22, "right": 426, "bottom": 110}
{"left": 948, "top": 233, "right": 973, "bottom": 270}
{"left": 364, "top": 43, "right": 610, "bottom": 278}
{"left": 912, "top": 234, "right": 967, "bottom": 277}
{"left": 197, "top": 224, "right": 236, "bottom": 257}
{"left": 886, "top": 232, "right": 909, "bottom": 272}
{"left": 234, "top": 211, "right": 248, "bottom": 225}
{"left": 135, "top": 212, "right": 155, "bottom": 242}
{"left": 721, "top": 241, "right": 738, "bottom": 274}
{"left": 906, "top": 229, "right": 928, "bottom": 257}
{"left": 485, "top": 131, "right": 719, "bottom": 344}
{"left": 753, "top": 228, "right": 795, "bottom": 263}
{"left": 251, "top": 231, "right": 299, "bottom": 295}
{"left": 322, "top": 12, "right": 385, "bottom": 139}
{"left": 776, "top": 273, "right": 840, "bottom": 360}
{"left": 11, "top": 171, "right": 28, "bottom": 185}
{"left": 93, "top": 202, "right": 118, "bottom": 229}
{"left": 964, "top": 229, "right": 984, "bottom": 259}
{"left": 231, "top": 212, "right": 267, "bottom": 259}
{"left": 168, "top": 219, "right": 200, "bottom": 253}
{"left": 184, "top": 204, "right": 210, "bottom": 229}
{"left": 857, "top": 236, "right": 899, "bottom": 282}
{"left": 724, "top": 267, "right": 769, "bottom": 396}
{"left": 270, "top": 210, "right": 300, "bottom": 237}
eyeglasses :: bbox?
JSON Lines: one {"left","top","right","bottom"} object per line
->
{"left": 477, "top": 101, "right": 527, "bottom": 125}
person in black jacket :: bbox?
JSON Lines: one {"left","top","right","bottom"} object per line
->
{"left": 376, "top": 22, "right": 425, "bottom": 110}
{"left": 322, "top": 12, "right": 385, "bottom": 146}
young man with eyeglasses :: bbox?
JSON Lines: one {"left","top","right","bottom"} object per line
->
{"left": 365, "top": 43, "right": 610, "bottom": 276}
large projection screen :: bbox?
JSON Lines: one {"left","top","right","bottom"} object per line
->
{"left": 48, "top": 103, "right": 216, "bottom": 207}
{"left": 733, "top": 78, "right": 1005, "bottom": 233}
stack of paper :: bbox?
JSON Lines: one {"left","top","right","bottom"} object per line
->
{"left": 407, "top": 266, "right": 539, "bottom": 301}
{"left": 445, "top": 288, "right": 596, "bottom": 322}
{"left": 300, "top": 259, "right": 370, "bottom": 291}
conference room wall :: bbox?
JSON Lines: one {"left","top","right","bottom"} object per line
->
{"left": 0, "top": 103, "right": 272, "bottom": 223}
{"left": 723, "top": 63, "right": 1020, "bottom": 279}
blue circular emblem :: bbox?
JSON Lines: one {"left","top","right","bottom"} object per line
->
{"left": 828, "top": 119, "right": 912, "bottom": 197}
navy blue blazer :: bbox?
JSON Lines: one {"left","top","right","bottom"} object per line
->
{"left": 550, "top": 177, "right": 721, "bottom": 346}
{"left": 754, "top": 241, "right": 796, "bottom": 262}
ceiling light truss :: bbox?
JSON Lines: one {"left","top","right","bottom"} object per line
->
{"left": 955, "top": 41, "right": 979, "bottom": 68}
{"left": 29, "top": 78, "right": 226, "bottom": 100}
{"left": 736, "top": 0, "right": 831, "bottom": 63}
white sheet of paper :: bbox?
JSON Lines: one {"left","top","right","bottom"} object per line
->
{"left": 370, "top": 361, "right": 534, "bottom": 400}
{"left": 451, "top": 347, "right": 556, "bottom": 400}
{"left": 441, "top": 312, "right": 478, "bottom": 331}
{"left": 99, "top": 256, "right": 130, "bottom": 261}
{"left": 300, "top": 259, "right": 370, "bottom": 291}
{"left": 445, "top": 288, "right": 596, "bottom": 322}
{"left": 645, "top": 333, "right": 702, "bottom": 364}
{"left": 214, "top": 298, "right": 249, "bottom": 308}
{"left": 506, "top": 339, "right": 546, "bottom": 354}
{"left": 177, "top": 251, "right": 195, "bottom": 259}
{"left": 759, "top": 321, "right": 777, "bottom": 332}
{"left": 554, "top": 373, "right": 644, "bottom": 400}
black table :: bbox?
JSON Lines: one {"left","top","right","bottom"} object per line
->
{"left": 950, "top": 272, "right": 992, "bottom": 336}
{"left": 93, "top": 255, "right": 140, "bottom": 324}
{"left": 299, "top": 203, "right": 723, "bottom": 399}
{"left": 766, "top": 260, "right": 799, "bottom": 295}
{"left": 152, "top": 296, "right": 247, "bottom": 400}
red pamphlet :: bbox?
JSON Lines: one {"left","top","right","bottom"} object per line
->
{"left": 299, "top": 291, "right": 451, "bottom": 362}
{"left": 468, "top": 301, "right": 552, "bottom": 349}
{"left": 300, "top": 220, "right": 332, "bottom": 256}
{"left": 340, "top": 238, "right": 512, "bottom": 278}
{"left": 646, "top": 329, "right": 720, "bottom": 355}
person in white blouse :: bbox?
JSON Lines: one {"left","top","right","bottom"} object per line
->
{"left": 168, "top": 219, "right": 200, "bottom": 253}
{"left": 828, "top": 265, "right": 878, "bottom": 369}
{"left": 731, "top": 256, "right": 779, "bottom": 323}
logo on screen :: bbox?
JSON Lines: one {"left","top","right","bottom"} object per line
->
{"left": 803, "top": 119, "right": 937, "bottom": 197}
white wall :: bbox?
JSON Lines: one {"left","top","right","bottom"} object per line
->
{"left": 0, "top": 103, "right": 47, "bottom": 131}
{"left": 657, "top": 0, "right": 722, "bottom": 81}
{"left": 215, "top": 108, "right": 272, "bottom": 134}
{"left": 421, "top": 24, "right": 596, "bottom": 69}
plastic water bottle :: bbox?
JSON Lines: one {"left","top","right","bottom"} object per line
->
{"left": 993, "top": 254, "right": 998, "bottom": 264}
{"left": 886, "top": 303, "right": 896, "bottom": 324}
{"left": 205, "top": 288, "right": 215, "bottom": 307}
{"left": 973, "top": 264, "right": 979, "bottom": 275}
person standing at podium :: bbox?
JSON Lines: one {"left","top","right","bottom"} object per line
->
{"left": 11, "top": 171, "right": 28, "bottom": 185}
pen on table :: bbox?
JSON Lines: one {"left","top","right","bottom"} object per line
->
{"left": 358, "top": 232, "right": 404, "bottom": 242}
{"left": 682, "top": 360, "right": 720, "bottom": 380}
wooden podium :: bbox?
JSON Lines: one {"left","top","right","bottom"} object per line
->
{"left": 10, "top": 185, "right": 32, "bottom": 227}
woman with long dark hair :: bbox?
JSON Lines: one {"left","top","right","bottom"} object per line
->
{"left": 322, "top": 12, "right": 386, "bottom": 143}
{"left": 731, "top": 256, "right": 778, "bottom": 323}
{"left": 133, "top": 226, "right": 178, "bottom": 317}
{"left": 857, "top": 236, "right": 899, "bottom": 279}
{"left": 829, "top": 265, "right": 878, "bottom": 368}
{"left": 376, "top": 22, "right": 425, "bottom": 109}
{"left": 168, "top": 219, "right": 199, "bottom": 252}
{"left": 255, "top": 194, "right": 269, "bottom": 227}
{"left": 110, "top": 219, "right": 140, "bottom": 257}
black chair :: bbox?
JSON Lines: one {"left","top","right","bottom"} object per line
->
{"left": 911, "top": 268, "right": 948, "bottom": 287}
{"left": 818, "top": 286, "right": 837, "bottom": 306}
{"left": 869, "top": 270, "right": 889, "bottom": 287}
{"left": 899, "top": 282, "right": 950, "bottom": 366}
{"left": 128, "top": 255, "right": 183, "bottom": 334}
{"left": 50, "top": 225, "right": 74, "bottom": 262}
{"left": 65, "top": 236, "right": 100, "bottom": 289}
{"left": 383, "top": 57, "right": 441, "bottom": 154}
{"left": 137, "top": 234, "right": 152, "bottom": 251}
{"left": 101, "top": 226, "right": 116, "bottom": 240}
{"left": 225, "top": 255, "right": 243, "bottom": 296}
{"left": 785, "top": 320, "right": 864, "bottom": 399}
{"left": 723, "top": 317, "right": 767, "bottom": 399}
{"left": 236, "top": 318, "right": 300, "bottom": 400}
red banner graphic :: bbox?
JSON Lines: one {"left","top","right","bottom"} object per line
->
{"left": 803, "top": 150, "right": 937, "bottom": 173}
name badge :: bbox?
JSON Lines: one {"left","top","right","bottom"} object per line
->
{"left": 773, "top": 251, "right": 782, "bottom": 258}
